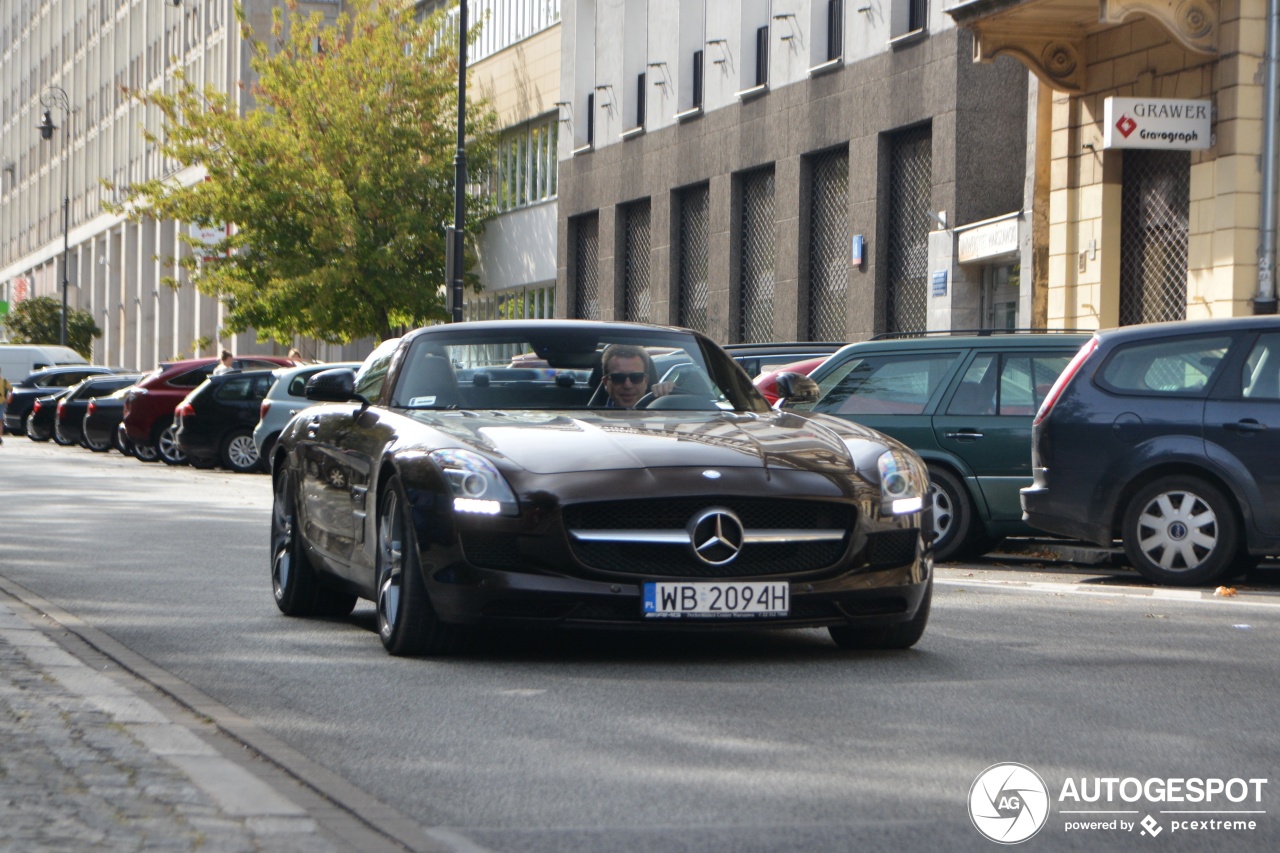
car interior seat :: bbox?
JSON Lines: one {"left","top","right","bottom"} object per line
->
{"left": 397, "top": 354, "right": 460, "bottom": 408}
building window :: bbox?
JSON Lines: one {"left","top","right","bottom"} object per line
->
{"left": 489, "top": 114, "right": 558, "bottom": 213}
{"left": 827, "top": 0, "right": 845, "bottom": 61}
{"left": 891, "top": 0, "right": 928, "bottom": 39}
{"left": 1120, "top": 150, "right": 1190, "bottom": 326}
{"left": 623, "top": 200, "right": 651, "bottom": 323}
{"left": 885, "top": 125, "right": 932, "bottom": 333}
{"left": 573, "top": 213, "right": 600, "bottom": 320}
{"left": 808, "top": 146, "right": 849, "bottom": 340}
{"left": 754, "top": 25, "right": 769, "bottom": 87}
{"left": 678, "top": 184, "right": 711, "bottom": 334}
{"left": 465, "top": 285, "right": 556, "bottom": 321}
{"left": 739, "top": 168, "right": 776, "bottom": 343}
{"left": 691, "top": 49, "right": 704, "bottom": 109}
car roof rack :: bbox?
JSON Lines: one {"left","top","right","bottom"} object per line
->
{"left": 869, "top": 328, "right": 1085, "bottom": 340}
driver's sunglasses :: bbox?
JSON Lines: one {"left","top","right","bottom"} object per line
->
{"left": 606, "top": 372, "right": 647, "bottom": 385}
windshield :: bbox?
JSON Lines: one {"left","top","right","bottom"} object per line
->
{"left": 391, "top": 327, "right": 768, "bottom": 413}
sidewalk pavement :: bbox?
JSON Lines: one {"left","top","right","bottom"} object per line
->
{"left": 0, "top": 596, "right": 338, "bottom": 852}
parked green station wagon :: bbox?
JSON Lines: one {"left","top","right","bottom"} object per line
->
{"left": 787, "top": 332, "right": 1091, "bottom": 561}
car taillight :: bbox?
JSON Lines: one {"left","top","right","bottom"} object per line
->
{"left": 57, "top": 400, "right": 66, "bottom": 417}
{"left": 32, "top": 400, "right": 42, "bottom": 413}
{"left": 176, "top": 402, "right": 195, "bottom": 418}
{"left": 88, "top": 401, "right": 97, "bottom": 415}
{"left": 1033, "top": 337, "right": 1099, "bottom": 426}
{"left": 260, "top": 400, "right": 272, "bottom": 420}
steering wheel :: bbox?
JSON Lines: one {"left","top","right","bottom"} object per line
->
{"left": 634, "top": 389, "right": 692, "bottom": 409}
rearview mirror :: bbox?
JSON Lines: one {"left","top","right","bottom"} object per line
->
{"left": 305, "top": 368, "right": 358, "bottom": 402}
{"left": 774, "top": 371, "right": 820, "bottom": 404}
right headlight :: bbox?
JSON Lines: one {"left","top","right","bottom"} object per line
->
{"left": 877, "top": 449, "right": 927, "bottom": 515}
{"left": 428, "top": 449, "right": 520, "bottom": 517}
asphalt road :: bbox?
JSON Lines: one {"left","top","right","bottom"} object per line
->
{"left": 2, "top": 438, "right": 1277, "bottom": 852}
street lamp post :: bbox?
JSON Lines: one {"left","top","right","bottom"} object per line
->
{"left": 38, "top": 86, "right": 72, "bottom": 347}
{"left": 445, "top": 0, "right": 469, "bottom": 323}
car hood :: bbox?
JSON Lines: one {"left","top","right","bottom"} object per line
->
{"left": 401, "top": 409, "right": 890, "bottom": 475}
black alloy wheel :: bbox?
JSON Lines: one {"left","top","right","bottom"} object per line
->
{"left": 829, "top": 580, "right": 932, "bottom": 650}
{"left": 25, "top": 412, "right": 51, "bottom": 442}
{"left": 1121, "top": 476, "right": 1240, "bottom": 587}
{"left": 271, "top": 469, "right": 356, "bottom": 617}
{"left": 376, "top": 475, "right": 465, "bottom": 656}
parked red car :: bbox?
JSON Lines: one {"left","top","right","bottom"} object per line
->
{"left": 121, "top": 355, "right": 297, "bottom": 464}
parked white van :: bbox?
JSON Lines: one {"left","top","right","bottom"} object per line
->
{"left": 0, "top": 344, "right": 89, "bottom": 383}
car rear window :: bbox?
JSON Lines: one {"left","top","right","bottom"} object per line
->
{"left": 812, "top": 353, "right": 960, "bottom": 416}
{"left": 1099, "top": 335, "right": 1232, "bottom": 395}
{"left": 215, "top": 375, "right": 275, "bottom": 402}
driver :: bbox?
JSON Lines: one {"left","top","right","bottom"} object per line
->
{"left": 600, "top": 344, "right": 674, "bottom": 409}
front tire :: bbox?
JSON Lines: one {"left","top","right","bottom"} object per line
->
{"left": 1121, "top": 476, "right": 1240, "bottom": 586}
{"left": 155, "top": 421, "right": 187, "bottom": 466}
{"left": 829, "top": 581, "right": 932, "bottom": 650}
{"left": 221, "top": 429, "right": 261, "bottom": 474}
{"left": 271, "top": 469, "right": 356, "bottom": 617}
{"left": 376, "top": 475, "right": 465, "bottom": 656}
{"left": 927, "top": 466, "right": 980, "bottom": 562}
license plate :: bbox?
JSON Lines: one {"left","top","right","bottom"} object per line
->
{"left": 642, "top": 581, "right": 789, "bottom": 619}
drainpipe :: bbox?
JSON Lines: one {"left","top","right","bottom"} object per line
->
{"left": 1258, "top": 0, "right": 1280, "bottom": 314}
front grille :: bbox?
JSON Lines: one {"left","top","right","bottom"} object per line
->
{"left": 564, "top": 498, "right": 852, "bottom": 532}
{"left": 563, "top": 498, "right": 854, "bottom": 578}
{"left": 865, "top": 530, "right": 919, "bottom": 568}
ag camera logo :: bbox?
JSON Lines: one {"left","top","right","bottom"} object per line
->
{"left": 969, "top": 763, "right": 1051, "bottom": 844}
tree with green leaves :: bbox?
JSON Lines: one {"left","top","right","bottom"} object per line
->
{"left": 3, "top": 297, "right": 102, "bottom": 358}
{"left": 108, "top": 0, "right": 497, "bottom": 345}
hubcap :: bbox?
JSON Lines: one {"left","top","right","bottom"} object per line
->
{"left": 377, "top": 494, "right": 403, "bottom": 639}
{"left": 228, "top": 435, "right": 259, "bottom": 470}
{"left": 159, "top": 425, "right": 186, "bottom": 463}
{"left": 134, "top": 442, "right": 158, "bottom": 460}
{"left": 930, "top": 482, "right": 954, "bottom": 543}
{"left": 1137, "top": 490, "right": 1217, "bottom": 571}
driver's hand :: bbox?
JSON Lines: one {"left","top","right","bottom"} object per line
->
{"left": 651, "top": 381, "right": 675, "bottom": 398}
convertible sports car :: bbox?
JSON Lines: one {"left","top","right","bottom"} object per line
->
{"left": 270, "top": 320, "right": 933, "bottom": 656}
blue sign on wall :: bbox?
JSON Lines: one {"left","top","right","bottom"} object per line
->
{"left": 931, "top": 270, "right": 948, "bottom": 297}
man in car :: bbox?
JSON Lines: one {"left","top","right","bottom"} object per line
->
{"left": 600, "top": 344, "right": 674, "bottom": 409}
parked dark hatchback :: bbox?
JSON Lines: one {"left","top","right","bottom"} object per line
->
{"left": 4, "top": 365, "right": 123, "bottom": 435}
{"left": 83, "top": 381, "right": 151, "bottom": 456}
{"left": 25, "top": 391, "right": 70, "bottom": 442}
{"left": 56, "top": 374, "right": 143, "bottom": 449}
{"left": 788, "top": 331, "right": 1090, "bottom": 560}
{"left": 175, "top": 369, "right": 277, "bottom": 473}
{"left": 1023, "top": 316, "right": 1280, "bottom": 585}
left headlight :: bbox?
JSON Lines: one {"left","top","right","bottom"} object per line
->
{"left": 877, "top": 449, "right": 927, "bottom": 515}
{"left": 429, "top": 449, "right": 520, "bottom": 517}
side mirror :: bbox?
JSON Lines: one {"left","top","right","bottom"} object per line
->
{"left": 305, "top": 368, "right": 358, "bottom": 402}
{"left": 774, "top": 371, "right": 820, "bottom": 404}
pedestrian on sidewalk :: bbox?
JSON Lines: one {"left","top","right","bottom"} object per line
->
{"left": 0, "top": 366, "right": 11, "bottom": 444}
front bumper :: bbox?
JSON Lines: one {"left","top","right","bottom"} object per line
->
{"left": 422, "top": 554, "right": 931, "bottom": 630}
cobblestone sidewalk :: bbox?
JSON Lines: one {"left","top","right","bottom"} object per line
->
{"left": 0, "top": 599, "right": 337, "bottom": 852}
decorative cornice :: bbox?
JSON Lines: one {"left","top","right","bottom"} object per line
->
{"left": 1101, "top": 0, "right": 1217, "bottom": 55}
{"left": 972, "top": 26, "right": 1088, "bottom": 94}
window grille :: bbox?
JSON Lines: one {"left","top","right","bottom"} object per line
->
{"left": 886, "top": 125, "right": 931, "bottom": 333}
{"left": 623, "top": 201, "right": 652, "bottom": 323}
{"left": 487, "top": 114, "right": 558, "bottom": 213}
{"left": 465, "top": 285, "right": 557, "bottom": 321}
{"left": 1120, "top": 150, "right": 1189, "bottom": 326}
{"left": 739, "top": 168, "right": 776, "bottom": 342}
{"left": 678, "top": 185, "right": 711, "bottom": 334}
{"left": 808, "top": 147, "right": 849, "bottom": 340}
{"left": 574, "top": 214, "right": 600, "bottom": 320}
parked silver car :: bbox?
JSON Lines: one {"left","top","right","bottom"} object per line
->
{"left": 252, "top": 362, "right": 362, "bottom": 461}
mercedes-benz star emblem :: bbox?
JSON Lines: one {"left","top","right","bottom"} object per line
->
{"left": 687, "top": 507, "right": 745, "bottom": 566}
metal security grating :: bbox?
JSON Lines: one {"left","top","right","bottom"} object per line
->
{"left": 739, "top": 168, "right": 776, "bottom": 342}
{"left": 574, "top": 213, "right": 600, "bottom": 320}
{"left": 623, "top": 201, "right": 651, "bottom": 323}
{"left": 678, "top": 184, "right": 711, "bottom": 334}
{"left": 809, "top": 147, "right": 850, "bottom": 340}
{"left": 1120, "top": 150, "right": 1189, "bottom": 326}
{"left": 886, "top": 125, "right": 932, "bottom": 333}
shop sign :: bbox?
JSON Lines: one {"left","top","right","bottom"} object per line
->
{"left": 1103, "top": 97, "right": 1211, "bottom": 150}
{"left": 957, "top": 216, "right": 1019, "bottom": 263}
